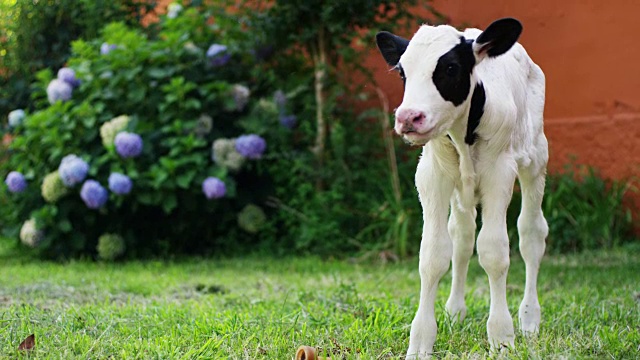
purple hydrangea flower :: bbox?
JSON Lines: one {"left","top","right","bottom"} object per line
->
{"left": 235, "top": 134, "right": 266, "bottom": 159}
{"left": 279, "top": 114, "right": 297, "bottom": 129}
{"left": 206, "top": 44, "right": 230, "bottom": 67}
{"left": 108, "top": 173, "right": 132, "bottom": 195}
{"left": 80, "top": 180, "right": 108, "bottom": 209}
{"left": 114, "top": 132, "right": 143, "bottom": 158}
{"left": 5, "top": 171, "right": 27, "bottom": 193}
{"left": 58, "top": 155, "right": 89, "bottom": 187}
{"left": 57, "top": 67, "right": 80, "bottom": 88}
{"left": 46, "top": 79, "right": 73, "bottom": 104}
{"left": 100, "top": 42, "right": 118, "bottom": 55}
{"left": 202, "top": 177, "right": 226, "bottom": 199}
{"left": 8, "top": 109, "right": 25, "bottom": 127}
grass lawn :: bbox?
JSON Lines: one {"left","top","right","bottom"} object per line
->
{"left": 0, "top": 244, "right": 638, "bottom": 359}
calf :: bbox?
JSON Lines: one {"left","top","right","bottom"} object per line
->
{"left": 375, "top": 18, "right": 548, "bottom": 358}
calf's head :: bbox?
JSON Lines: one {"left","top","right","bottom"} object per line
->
{"left": 376, "top": 18, "right": 522, "bottom": 145}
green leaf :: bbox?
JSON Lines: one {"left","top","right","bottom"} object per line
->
{"left": 162, "top": 194, "right": 177, "bottom": 213}
{"left": 137, "top": 191, "right": 161, "bottom": 205}
{"left": 59, "top": 220, "right": 73, "bottom": 233}
{"left": 176, "top": 171, "right": 196, "bottom": 189}
{"left": 184, "top": 98, "right": 201, "bottom": 110}
{"left": 148, "top": 67, "right": 173, "bottom": 79}
{"left": 159, "top": 157, "right": 177, "bottom": 172}
{"left": 128, "top": 87, "right": 146, "bottom": 103}
{"left": 82, "top": 115, "right": 97, "bottom": 128}
{"left": 223, "top": 178, "right": 237, "bottom": 198}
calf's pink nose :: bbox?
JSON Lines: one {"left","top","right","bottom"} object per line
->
{"left": 395, "top": 109, "right": 425, "bottom": 132}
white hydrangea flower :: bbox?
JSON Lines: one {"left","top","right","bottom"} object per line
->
{"left": 20, "top": 218, "right": 43, "bottom": 248}
{"left": 41, "top": 170, "right": 69, "bottom": 203}
{"left": 167, "top": 3, "right": 183, "bottom": 19}
{"left": 237, "top": 204, "right": 266, "bottom": 234}
{"left": 183, "top": 41, "right": 202, "bottom": 55}
{"left": 100, "top": 115, "right": 130, "bottom": 147}
{"left": 212, "top": 138, "right": 245, "bottom": 171}
{"left": 97, "top": 233, "right": 126, "bottom": 260}
{"left": 8, "top": 109, "right": 25, "bottom": 127}
{"left": 194, "top": 114, "right": 213, "bottom": 137}
{"left": 232, "top": 84, "right": 250, "bottom": 111}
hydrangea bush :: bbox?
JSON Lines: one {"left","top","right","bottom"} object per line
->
{"left": 0, "top": 5, "right": 304, "bottom": 258}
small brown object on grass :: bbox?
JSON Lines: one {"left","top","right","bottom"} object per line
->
{"left": 295, "top": 345, "right": 331, "bottom": 360}
{"left": 18, "top": 334, "right": 35, "bottom": 351}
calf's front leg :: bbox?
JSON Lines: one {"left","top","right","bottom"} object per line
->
{"left": 406, "top": 145, "right": 455, "bottom": 360}
{"left": 476, "top": 154, "right": 518, "bottom": 349}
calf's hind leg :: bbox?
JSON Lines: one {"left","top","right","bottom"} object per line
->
{"left": 445, "top": 200, "right": 477, "bottom": 322}
{"left": 517, "top": 165, "right": 548, "bottom": 334}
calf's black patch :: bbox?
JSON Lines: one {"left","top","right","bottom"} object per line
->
{"left": 465, "top": 82, "right": 485, "bottom": 145}
{"left": 432, "top": 37, "right": 476, "bottom": 106}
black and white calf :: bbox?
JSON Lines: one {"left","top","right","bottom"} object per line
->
{"left": 376, "top": 18, "right": 548, "bottom": 358}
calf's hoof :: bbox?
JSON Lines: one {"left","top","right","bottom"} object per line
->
{"left": 519, "top": 303, "right": 541, "bottom": 335}
{"left": 405, "top": 349, "right": 432, "bottom": 360}
{"left": 487, "top": 315, "right": 515, "bottom": 350}
{"left": 445, "top": 300, "right": 467, "bottom": 324}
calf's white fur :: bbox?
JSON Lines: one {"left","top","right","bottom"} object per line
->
{"left": 376, "top": 18, "right": 548, "bottom": 359}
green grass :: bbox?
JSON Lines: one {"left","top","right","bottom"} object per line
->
{"left": 0, "top": 245, "right": 638, "bottom": 359}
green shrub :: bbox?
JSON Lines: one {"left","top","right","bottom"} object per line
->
{"left": 0, "top": 0, "right": 157, "bottom": 120}
{"left": 250, "top": 0, "right": 444, "bottom": 256}
{"left": 0, "top": 5, "right": 307, "bottom": 259}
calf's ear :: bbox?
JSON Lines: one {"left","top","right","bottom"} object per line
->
{"left": 473, "top": 18, "right": 522, "bottom": 60}
{"left": 376, "top": 31, "right": 410, "bottom": 66}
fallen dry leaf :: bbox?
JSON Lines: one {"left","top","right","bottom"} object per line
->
{"left": 18, "top": 334, "right": 35, "bottom": 351}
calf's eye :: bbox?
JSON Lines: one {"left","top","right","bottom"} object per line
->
{"left": 446, "top": 64, "right": 459, "bottom": 77}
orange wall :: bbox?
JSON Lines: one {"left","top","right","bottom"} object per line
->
{"left": 370, "top": 0, "right": 640, "bottom": 180}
